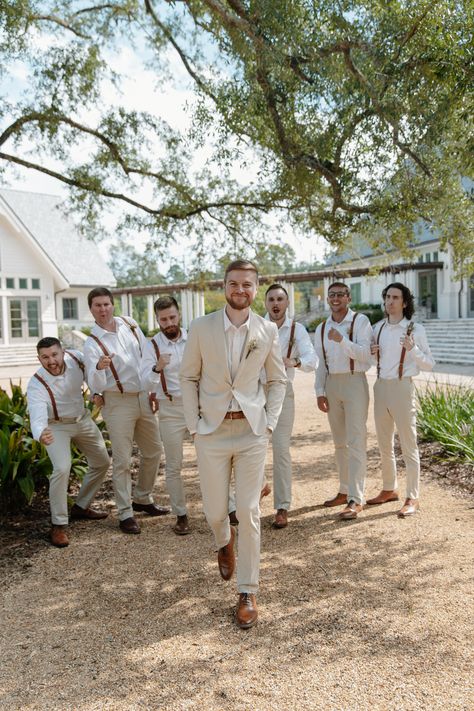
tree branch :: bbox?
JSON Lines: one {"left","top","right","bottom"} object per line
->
{"left": 29, "top": 14, "right": 91, "bottom": 39}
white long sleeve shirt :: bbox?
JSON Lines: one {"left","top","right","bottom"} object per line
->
{"left": 224, "top": 309, "right": 250, "bottom": 411}
{"left": 83, "top": 317, "right": 147, "bottom": 394}
{"left": 27, "top": 350, "right": 86, "bottom": 440}
{"left": 373, "top": 318, "right": 435, "bottom": 379}
{"left": 314, "top": 309, "right": 373, "bottom": 397}
{"left": 263, "top": 314, "right": 318, "bottom": 383}
{"left": 140, "top": 329, "right": 188, "bottom": 398}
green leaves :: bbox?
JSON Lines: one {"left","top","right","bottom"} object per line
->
{"left": 416, "top": 383, "right": 474, "bottom": 463}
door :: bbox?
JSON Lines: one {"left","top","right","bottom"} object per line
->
{"left": 418, "top": 271, "right": 438, "bottom": 317}
{"left": 8, "top": 298, "right": 41, "bottom": 342}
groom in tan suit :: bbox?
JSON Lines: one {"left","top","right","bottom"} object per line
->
{"left": 180, "top": 259, "right": 287, "bottom": 629}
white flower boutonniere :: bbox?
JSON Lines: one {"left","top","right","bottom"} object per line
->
{"left": 245, "top": 338, "right": 258, "bottom": 359}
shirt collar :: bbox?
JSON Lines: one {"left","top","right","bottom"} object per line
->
{"left": 223, "top": 309, "right": 250, "bottom": 332}
{"left": 328, "top": 307, "right": 354, "bottom": 325}
{"left": 264, "top": 313, "right": 291, "bottom": 329}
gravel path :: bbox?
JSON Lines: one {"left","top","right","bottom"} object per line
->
{"left": 1, "top": 371, "right": 473, "bottom": 711}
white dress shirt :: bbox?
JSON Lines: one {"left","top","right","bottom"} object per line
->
{"left": 262, "top": 314, "right": 318, "bottom": 383}
{"left": 373, "top": 318, "right": 435, "bottom": 379}
{"left": 27, "top": 351, "right": 86, "bottom": 440}
{"left": 140, "top": 329, "right": 188, "bottom": 398}
{"left": 224, "top": 309, "right": 250, "bottom": 411}
{"left": 314, "top": 308, "right": 373, "bottom": 396}
{"left": 84, "top": 317, "right": 147, "bottom": 394}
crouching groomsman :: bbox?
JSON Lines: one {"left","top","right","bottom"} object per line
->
{"left": 314, "top": 283, "right": 372, "bottom": 520}
{"left": 264, "top": 284, "right": 317, "bottom": 529}
{"left": 84, "top": 287, "right": 169, "bottom": 535}
{"left": 27, "top": 338, "right": 110, "bottom": 547}
{"left": 369, "top": 283, "right": 434, "bottom": 517}
{"left": 141, "top": 296, "right": 191, "bottom": 536}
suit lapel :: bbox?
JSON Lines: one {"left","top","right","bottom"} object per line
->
{"left": 212, "top": 310, "right": 232, "bottom": 384}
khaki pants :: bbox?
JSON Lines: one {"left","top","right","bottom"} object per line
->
{"left": 102, "top": 391, "right": 162, "bottom": 521}
{"left": 195, "top": 419, "right": 269, "bottom": 594}
{"left": 45, "top": 411, "right": 110, "bottom": 525}
{"left": 326, "top": 372, "right": 369, "bottom": 505}
{"left": 272, "top": 381, "right": 295, "bottom": 510}
{"left": 374, "top": 377, "right": 420, "bottom": 500}
{"left": 158, "top": 397, "right": 188, "bottom": 516}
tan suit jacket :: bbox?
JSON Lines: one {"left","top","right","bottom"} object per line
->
{"left": 179, "top": 309, "right": 287, "bottom": 436}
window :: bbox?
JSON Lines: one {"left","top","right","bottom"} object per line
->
{"left": 62, "top": 297, "right": 78, "bottom": 320}
{"left": 351, "top": 282, "right": 362, "bottom": 303}
{"left": 425, "top": 254, "right": 431, "bottom": 263}
{"left": 418, "top": 255, "right": 423, "bottom": 263}
{"left": 433, "top": 251, "right": 439, "bottom": 262}
{"left": 6, "top": 277, "right": 14, "bottom": 288}
{"left": 32, "top": 278, "right": 40, "bottom": 289}
{"left": 19, "top": 278, "right": 28, "bottom": 289}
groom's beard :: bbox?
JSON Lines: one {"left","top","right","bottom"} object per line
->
{"left": 162, "top": 325, "right": 180, "bottom": 339}
{"left": 226, "top": 294, "right": 252, "bottom": 310}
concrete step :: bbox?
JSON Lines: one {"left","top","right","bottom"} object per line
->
{"left": 0, "top": 346, "right": 38, "bottom": 367}
{"left": 421, "top": 319, "right": 474, "bottom": 365}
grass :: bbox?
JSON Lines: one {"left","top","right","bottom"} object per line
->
{"left": 416, "top": 383, "right": 474, "bottom": 463}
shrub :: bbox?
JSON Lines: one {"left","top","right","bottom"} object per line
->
{"left": 416, "top": 383, "right": 474, "bottom": 463}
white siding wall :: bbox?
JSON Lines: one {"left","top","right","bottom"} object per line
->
{"left": 55, "top": 288, "right": 96, "bottom": 329}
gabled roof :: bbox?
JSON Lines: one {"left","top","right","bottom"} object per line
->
{"left": 0, "top": 188, "right": 116, "bottom": 287}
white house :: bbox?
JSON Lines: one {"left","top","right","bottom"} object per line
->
{"left": 0, "top": 188, "right": 115, "bottom": 364}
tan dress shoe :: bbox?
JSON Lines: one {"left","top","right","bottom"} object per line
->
{"left": 323, "top": 492, "right": 348, "bottom": 507}
{"left": 272, "top": 509, "right": 288, "bottom": 529}
{"left": 217, "top": 527, "right": 235, "bottom": 580}
{"left": 50, "top": 525, "right": 69, "bottom": 548}
{"left": 397, "top": 499, "right": 419, "bottom": 518}
{"left": 70, "top": 504, "right": 108, "bottom": 520}
{"left": 366, "top": 490, "right": 399, "bottom": 505}
{"left": 173, "top": 515, "right": 191, "bottom": 535}
{"left": 339, "top": 501, "right": 363, "bottom": 520}
{"left": 119, "top": 517, "right": 141, "bottom": 534}
{"left": 236, "top": 593, "right": 258, "bottom": 629}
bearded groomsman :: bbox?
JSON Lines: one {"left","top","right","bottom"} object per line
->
{"left": 368, "top": 282, "right": 434, "bottom": 517}
{"left": 140, "top": 296, "right": 191, "bottom": 536}
{"left": 180, "top": 259, "right": 287, "bottom": 629}
{"left": 314, "top": 283, "right": 372, "bottom": 520}
{"left": 84, "top": 287, "right": 169, "bottom": 535}
{"left": 27, "top": 337, "right": 110, "bottom": 547}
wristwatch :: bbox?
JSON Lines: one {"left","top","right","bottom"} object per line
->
{"left": 152, "top": 365, "right": 161, "bottom": 373}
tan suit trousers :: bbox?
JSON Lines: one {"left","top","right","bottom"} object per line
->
{"left": 102, "top": 391, "right": 162, "bottom": 520}
{"left": 46, "top": 411, "right": 110, "bottom": 525}
{"left": 271, "top": 381, "right": 295, "bottom": 510}
{"left": 326, "top": 372, "right": 369, "bottom": 505}
{"left": 158, "top": 397, "right": 188, "bottom": 516}
{"left": 374, "top": 377, "right": 420, "bottom": 500}
{"left": 195, "top": 418, "right": 269, "bottom": 594}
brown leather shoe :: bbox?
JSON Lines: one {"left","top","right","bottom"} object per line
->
{"left": 173, "top": 514, "right": 191, "bottom": 535}
{"left": 217, "top": 527, "right": 235, "bottom": 581}
{"left": 397, "top": 499, "right": 419, "bottom": 518}
{"left": 132, "top": 502, "right": 171, "bottom": 516}
{"left": 119, "top": 517, "right": 141, "bottom": 534}
{"left": 339, "top": 501, "right": 363, "bottom": 520}
{"left": 366, "top": 490, "right": 399, "bottom": 505}
{"left": 323, "top": 492, "right": 348, "bottom": 507}
{"left": 273, "top": 509, "right": 288, "bottom": 529}
{"left": 236, "top": 593, "right": 258, "bottom": 629}
{"left": 70, "top": 504, "right": 108, "bottom": 520}
{"left": 260, "top": 483, "right": 271, "bottom": 500}
{"left": 229, "top": 511, "right": 239, "bottom": 526}
{"left": 50, "top": 525, "right": 69, "bottom": 548}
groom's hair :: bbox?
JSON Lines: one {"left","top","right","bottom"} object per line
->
{"left": 224, "top": 259, "right": 259, "bottom": 282}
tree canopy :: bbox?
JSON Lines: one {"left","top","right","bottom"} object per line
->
{"left": 1, "top": 1, "right": 473, "bottom": 268}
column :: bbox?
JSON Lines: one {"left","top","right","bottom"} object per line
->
{"left": 180, "top": 289, "right": 188, "bottom": 328}
{"left": 186, "top": 290, "right": 194, "bottom": 325}
{"left": 120, "top": 294, "right": 128, "bottom": 316}
{"left": 199, "top": 291, "right": 205, "bottom": 317}
{"left": 288, "top": 282, "right": 295, "bottom": 318}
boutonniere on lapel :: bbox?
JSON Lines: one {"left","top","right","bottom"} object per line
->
{"left": 245, "top": 338, "right": 258, "bottom": 359}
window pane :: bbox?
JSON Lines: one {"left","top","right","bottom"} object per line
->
{"left": 27, "top": 300, "right": 40, "bottom": 337}
{"left": 62, "top": 297, "right": 78, "bottom": 320}
{"left": 10, "top": 300, "right": 22, "bottom": 338}
{"left": 32, "top": 278, "right": 40, "bottom": 289}
{"left": 351, "top": 282, "right": 361, "bottom": 303}
{"left": 19, "top": 278, "right": 28, "bottom": 289}
{"left": 433, "top": 251, "right": 438, "bottom": 261}
{"left": 6, "top": 277, "right": 14, "bottom": 288}
{"left": 425, "top": 254, "right": 431, "bottom": 262}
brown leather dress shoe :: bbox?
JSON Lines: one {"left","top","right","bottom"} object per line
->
{"left": 132, "top": 502, "right": 171, "bottom": 516}
{"left": 323, "top": 492, "right": 348, "bottom": 507}
{"left": 50, "top": 525, "right": 69, "bottom": 548}
{"left": 229, "top": 511, "right": 239, "bottom": 526}
{"left": 273, "top": 509, "right": 288, "bottom": 528}
{"left": 236, "top": 593, "right": 258, "bottom": 629}
{"left": 366, "top": 490, "right": 399, "bottom": 505}
{"left": 119, "top": 517, "right": 141, "bottom": 534}
{"left": 260, "top": 483, "right": 271, "bottom": 500}
{"left": 217, "top": 527, "right": 235, "bottom": 581}
{"left": 339, "top": 501, "right": 363, "bottom": 520}
{"left": 70, "top": 504, "right": 108, "bottom": 520}
{"left": 173, "top": 514, "right": 191, "bottom": 535}
{"left": 397, "top": 499, "right": 419, "bottom": 518}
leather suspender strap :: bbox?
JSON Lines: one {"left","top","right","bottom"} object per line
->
{"left": 89, "top": 334, "right": 124, "bottom": 393}
{"left": 321, "top": 320, "right": 329, "bottom": 373}
{"left": 348, "top": 312, "right": 359, "bottom": 375}
{"left": 376, "top": 321, "right": 386, "bottom": 379}
{"left": 151, "top": 338, "right": 173, "bottom": 401}
{"left": 286, "top": 320, "right": 296, "bottom": 359}
{"left": 64, "top": 350, "right": 85, "bottom": 373}
{"left": 34, "top": 373, "right": 59, "bottom": 421}
{"left": 118, "top": 316, "right": 142, "bottom": 356}
{"left": 398, "top": 321, "right": 414, "bottom": 379}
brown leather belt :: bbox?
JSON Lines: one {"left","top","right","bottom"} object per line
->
{"left": 224, "top": 411, "right": 246, "bottom": 420}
